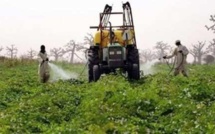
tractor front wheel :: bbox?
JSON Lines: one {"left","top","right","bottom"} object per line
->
{"left": 93, "top": 65, "right": 100, "bottom": 81}
{"left": 127, "top": 47, "right": 140, "bottom": 80}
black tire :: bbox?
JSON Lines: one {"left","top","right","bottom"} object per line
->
{"left": 127, "top": 47, "right": 140, "bottom": 80}
{"left": 127, "top": 48, "right": 139, "bottom": 64}
{"left": 93, "top": 65, "right": 100, "bottom": 81}
{"left": 88, "top": 63, "right": 93, "bottom": 82}
{"left": 132, "top": 64, "right": 140, "bottom": 80}
{"left": 88, "top": 48, "right": 99, "bottom": 82}
{"left": 127, "top": 66, "right": 133, "bottom": 79}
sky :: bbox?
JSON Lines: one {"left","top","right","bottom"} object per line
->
{"left": 0, "top": 0, "right": 215, "bottom": 61}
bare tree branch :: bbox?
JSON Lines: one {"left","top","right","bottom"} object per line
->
{"left": 6, "top": 44, "right": 18, "bottom": 59}
{"left": 27, "top": 48, "right": 37, "bottom": 59}
{"left": 210, "top": 15, "right": 215, "bottom": 22}
{"left": 76, "top": 33, "right": 93, "bottom": 52}
{"left": 74, "top": 53, "right": 84, "bottom": 61}
{"left": 50, "top": 47, "right": 65, "bottom": 61}
{"left": 76, "top": 43, "right": 88, "bottom": 51}
{"left": 84, "top": 33, "right": 94, "bottom": 46}
{"left": 154, "top": 41, "right": 170, "bottom": 62}
{"left": 207, "top": 39, "right": 215, "bottom": 56}
{"left": 64, "top": 40, "right": 86, "bottom": 63}
{"left": 139, "top": 49, "right": 155, "bottom": 63}
{"left": 189, "top": 41, "right": 208, "bottom": 64}
{"left": 64, "top": 40, "right": 77, "bottom": 64}
{"left": 205, "top": 15, "right": 215, "bottom": 33}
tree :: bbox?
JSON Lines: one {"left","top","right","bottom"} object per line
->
{"left": 154, "top": 41, "right": 170, "bottom": 62}
{"left": 75, "top": 33, "right": 93, "bottom": 59}
{"left": 139, "top": 49, "right": 155, "bottom": 63}
{"left": 0, "top": 46, "right": 3, "bottom": 55}
{"left": 6, "top": 44, "right": 18, "bottom": 59}
{"left": 205, "top": 15, "right": 215, "bottom": 57}
{"left": 84, "top": 33, "right": 94, "bottom": 46}
{"left": 190, "top": 41, "right": 208, "bottom": 64}
{"left": 207, "top": 39, "right": 215, "bottom": 56}
{"left": 205, "top": 15, "right": 215, "bottom": 33}
{"left": 189, "top": 47, "right": 198, "bottom": 64}
{"left": 65, "top": 40, "right": 84, "bottom": 64}
{"left": 203, "top": 55, "right": 214, "bottom": 64}
{"left": 27, "top": 48, "right": 37, "bottom": 59}
{"left": 50, "top": 47, "right": 65, "bottom": 61}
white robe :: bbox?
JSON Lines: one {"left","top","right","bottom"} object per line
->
{"left": 38, "top": 52, "right": 49, "bottom": 82}
{"left": 166, "top": 45, "right": 189, "bottom": 69}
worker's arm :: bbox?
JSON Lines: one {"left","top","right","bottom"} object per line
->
{"left": 39, "top": 52, "right": 48, "bottom": 61}
{"left": 166, "top": 48, "right": 177, "bottom": 59}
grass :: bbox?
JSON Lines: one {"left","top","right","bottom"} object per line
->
{"left": 0, "top": 59, "right": 215, "bottom": 133}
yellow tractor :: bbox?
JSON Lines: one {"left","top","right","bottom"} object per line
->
{"left": 88, "top": 2, "right": 140, "bottom": 82}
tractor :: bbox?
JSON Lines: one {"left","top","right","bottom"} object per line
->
{"left": 88, "top": 2, "right": 140, "bottom": 82}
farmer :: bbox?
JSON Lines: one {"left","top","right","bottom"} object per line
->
{"left": 38, "top": 45, "right": 50, "bottom": 83}
{"left": 163, "top": 40, "right": 189, "bottom": 77}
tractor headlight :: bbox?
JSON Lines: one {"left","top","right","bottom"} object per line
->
{"left": 116, "top": 51, "right": 122, "bottom": 54}
{"left": 109, "top": 51, "right": 115, "bottom": 55}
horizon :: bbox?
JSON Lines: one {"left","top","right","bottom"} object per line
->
{"left": 0, "top": 0, "right": 215, "bottom": 62}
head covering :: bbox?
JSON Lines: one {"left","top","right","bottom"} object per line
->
{"left": 175, "top": 40, "right": 181, "bottom": 46}
{"left": 40, "top": 45, "right": 46, "bottom": 53}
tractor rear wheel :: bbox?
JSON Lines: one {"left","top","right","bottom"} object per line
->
{"left": 93, "top": 65, "right": 100, "bottom": 81}
{"left": 131, "top": 64, "right": 139, "bottom": 80}
{"left": 88, "top": 47, "right": 99, "bottom": 82}
{"left": 127, "top": 47, "right": 140, "bottom": 80}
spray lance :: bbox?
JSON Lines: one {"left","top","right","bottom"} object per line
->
{"left": 158, "top": 55, "right": 175, "bottom": 75}
{"left": 40, "top": 57, "right": 49, "bottom": 67}
{"left": 161, "top": 50, "right": 185, "bottom": 75}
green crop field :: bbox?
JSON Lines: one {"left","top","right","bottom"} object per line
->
{"left": 0, "top": 59, "right": 215, "bottom": 133}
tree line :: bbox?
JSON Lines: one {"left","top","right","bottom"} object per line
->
{"left": 140, "top": 40, "right": 215, "bottom": 64}
{"left": 140, "top": 14, "right": 215, "bottom": 64}
{"left": 0, "top": 33, "right": 93, "bottom": 64}
{"left": 0, "top": 14, "right": 214, "bottom": 64}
